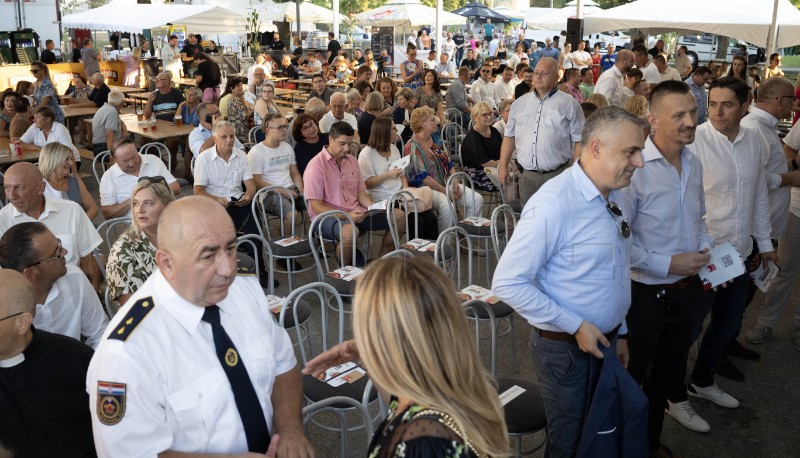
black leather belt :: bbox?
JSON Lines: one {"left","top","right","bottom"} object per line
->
{"left": 535, "top": 324, "right": 621, "bottom": 344}
{"left": 516, "top": 158, "right": 571, "bottom": 174}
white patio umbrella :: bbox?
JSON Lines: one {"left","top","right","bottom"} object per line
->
{"left": 256, "top": 0, "right": 334, "bottom": 24}
{"left": 354, "top": 0, "right": 464, "bottom": 27}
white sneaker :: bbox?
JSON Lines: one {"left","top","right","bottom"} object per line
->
{"left": 665, "top": 400, "right": 711, "bottom": 433}
{"left": 689, "top": 383, "right": 740, "bottom": 408}
{"left": 746, "top": 325, "right": 772, "bottom": 344}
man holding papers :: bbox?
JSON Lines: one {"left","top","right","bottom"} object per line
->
{"left": 680, "top": 77, "right": 776, "bottom": 421}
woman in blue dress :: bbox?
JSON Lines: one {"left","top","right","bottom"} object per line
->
{"left": 30, "top": 61, "right": 65, "bottom": 125}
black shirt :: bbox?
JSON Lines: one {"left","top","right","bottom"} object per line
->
{"left": 461, "top": 127, "right": 502, "bottom": 168}
{"left": 295, "top": 133, "right": 328, "bottom": 175}
{"left": 0, "top": 329, "right": 96, "bottom": 458}
{"left": 282, "top": 64, "right": 299, "bottom": 79}
{"left": 357, "top": 111, "right": 377, "bottom": 145}
{"left": 89, "top": 84, "right": 111, "bottom": 108}
{"left": 327, "top": 39, "right": 341, "bottom": 64}
{"left": 453, "top": 34, "right": 465, "bottom": 47}
{"left": 514, "top": 81, "right": 532, "bottom": 99}
{"left": 151, "top": 88, "right": 185, "bottom": 121}
{"left": 181, "top": 43, "right": 203, "bottom": 59}
{"left": 271, "top": 40, "right": 285, "bottom": 51}
{"left": 72, "top": 48, "right": 82, "bottom": 63}
{"left": 195, "top": 60, "right": 221, "bottom": 90}
{"left": 461, "top": 58, "right": 478, "bottom": 71}
{"left": 40, "top": 48, "right": 56, "bottom": 64}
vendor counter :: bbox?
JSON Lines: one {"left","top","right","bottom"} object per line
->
{"left": 0, "top": 61, "right": 126, "bottom": 93}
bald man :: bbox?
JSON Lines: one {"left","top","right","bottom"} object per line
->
{"left": 87, "top": 196, "right": 313, "bottom": 457}
{"left": 0, "top": 162, "right": 101, "bottom": 288}
{"left": 0, "top": 269, "right": 96, "bottom": 457}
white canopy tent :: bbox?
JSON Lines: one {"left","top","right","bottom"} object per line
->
{"left": 61, "top": 4, "right": 246, "bottom": 35}
{"left": 583, "top": 0, "right": 800, "bottom": 52}
{"left": 493, "top": 6, "right": 526, "bottom": 22}
{"left": 354, "top": 0, "right": 464, "bottom": 28}
{"left": 526, "top": 2, "right": 604, "bottom": 30}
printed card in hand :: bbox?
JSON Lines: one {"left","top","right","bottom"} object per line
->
{"left": 326, "top": 266, "right": 364, "bottom": 281}
{"left": 460, "top": 216, "right": 491, "bottom": 227}
{"left": 368, "top": 200, "right": 389, "bottom": 211}
{"left": 389, "top": 155, "right": 411, "bottom": 171}
{"left": 266, "top": 295, "right": 286, "bottom": 314}
{"left": 699, "top": 242, "right": 745, "bottom": 290}
{"left": 401, "top": 238, "right": 435, "bottom": 252}
{"left": 750, "top": 261, "right": 780, "bottom": 293}
{"left": 273, "top": 235, "right": 305, "bottom": 247}
{"left": 317, "top": 361, "right": 367, "bottom": 387}
{"left": 458, "top": 285, "right": 500, "bottom": 304}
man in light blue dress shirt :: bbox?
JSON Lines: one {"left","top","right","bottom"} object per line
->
{"left": 493, "top": 106, "right": 645, "bottom": 457}
{"left": 618, "top": 81, "right": 716, "bottom": 451}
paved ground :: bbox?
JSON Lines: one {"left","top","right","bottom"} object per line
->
{"left": 79, "top": 157, "right": 800, "bottom": 458}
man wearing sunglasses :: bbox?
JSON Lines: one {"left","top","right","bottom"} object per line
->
{"left": 616, "top": 81, "right": 714, "bottom": 455}
{"left": 0, "top": 269, "right": 97, "bottom": 456}
{"left": 0, "top": 222, "right": 107, "bottom": 349}
{"left": 99, "top": 137, "right": 180, "bottom": 219}
{"left": 189, "top": 101, "right": 244, "bottom": 158}
{"left": 494, "top": 106, "right": 646, "bottom": 457}
{"left": 0, "top": 162, "right": 102, "bottom": 290}
{"left": 470, "top": 63, "right": 498, "bottom": 110}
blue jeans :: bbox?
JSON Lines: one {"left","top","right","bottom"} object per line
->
{"left": 690, "top": 273, "right": 750, "bottom": 388}
{"left": 530, "top": 330, "right": 608, "bottom": 458}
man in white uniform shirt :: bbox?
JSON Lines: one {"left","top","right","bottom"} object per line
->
{"left": 0, "top": 163, "right": 101, "bottom": 289}
{"left": 86, "top": 197, "right": 313, "bottom": 457}
{"left": 0, "top": 223, "right": 108, "bottom": 349}
{"left": 318, "top": 92, "right": 360, "bottom": 143}
{"left": 99, "top": 138, "right": 180, "bottom": 219}
{"left": 653, "top": 55, "right": 682, "bottom": 82}
{"left": 497, "top": 57, "right": 584, "bottom": 204}
{"left": 160, "top": 34, "right": 183, "bottom": 79}
{"left": 493, "top": 65, "right": 515, "bottom": 102}
{"left": 677, "top": 77, "right": 777, "bottom": 423}
{"left": 248, "top": 113, "right": 305, "bottom": 237}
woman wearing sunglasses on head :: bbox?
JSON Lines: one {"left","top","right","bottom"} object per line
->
{"left": 105, "top": 177, "right": 175, "bottom": 306}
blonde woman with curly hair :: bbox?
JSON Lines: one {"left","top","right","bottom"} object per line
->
{"left": 304, "top": 256, "right": 509, "bottom": 457}
{"left": 623, "top": 95, "right": 648, "bottom": 117}
{"left": 586, "top": 92, "right": 609, "bottom": 109}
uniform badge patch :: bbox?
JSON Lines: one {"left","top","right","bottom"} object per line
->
{"left": 97, "top": 381, "right": 126, "bottom": 425}
{"left": 225, "top": 347, "right": 239, "bottom": 367}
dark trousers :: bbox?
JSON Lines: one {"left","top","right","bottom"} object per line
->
{"left": 455, "top": 47, "right": 464, "bottom": 66}
{"left": 628, "top": 279, "right": 706, "bottom": 449}
{"left": 228, "top": 204, "right": 259, "bottom": 237}
{"left": 690, "top": 273, "right": 750, "bottom": 388}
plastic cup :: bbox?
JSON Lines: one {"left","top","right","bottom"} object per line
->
{"left": 141, "top": 121, "right": 148, "bottom": 132}
{"left": 150, "top": 120, "right": 158, "bottom": 131}
{"left": 137, "top": 113, "right": 144, "bottom": 122}
{"left": 174, "top": 115, "right": 183, "bottom": 127}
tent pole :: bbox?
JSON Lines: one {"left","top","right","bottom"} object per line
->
{"left": 436, "top": 0, "right": 443, "bottom": 56}
{"left": 333, "top": 0, "right": 339, "bottom": 40}
{"left": 767, "top": 0, "right": 779, "bottom": 55}
{"left": 296, "top": 1, "right": 301, "bottom": 47}
{"left": 576, "top": 0, "right": 582, "bottom": 19}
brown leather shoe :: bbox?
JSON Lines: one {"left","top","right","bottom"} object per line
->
{"left": 650, "top": 445, "right": 680, "bottom": 458}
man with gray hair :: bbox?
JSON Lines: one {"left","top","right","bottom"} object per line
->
{"left": 318, "top": 91, "right": 360, "bottom": 143}
{"left": 497, "top": 56, "right": 585, "bottom": 204}
{"left": 144, "top": 72, "right": 185, "bottom": 122}
{"left": 193, "top": 120, "right": 258, "bottom": 237}
{"left": 66, "top": 72, "right": 111, "bottom": 108}
{"left": 494, "top": 106, "right": 647, "bottom": 457}
{"left": 91, "top": 89, "right": 128, "bottom": 155}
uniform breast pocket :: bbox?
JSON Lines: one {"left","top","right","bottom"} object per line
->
{"left": 167, "top": 368, "right": 229, "bottom": 444}
{"left": 243, "top": 334, "right": 277, "bottom": 394}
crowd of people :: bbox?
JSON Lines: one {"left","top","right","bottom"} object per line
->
{"left": 2, "top": 24, "right": 800, "bottom": 458}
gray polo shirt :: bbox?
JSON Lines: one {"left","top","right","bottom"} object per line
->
{"left": 92, "top": 103, "right": 122, "bottom": 146}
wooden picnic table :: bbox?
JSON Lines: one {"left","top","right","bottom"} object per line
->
{"left": 85, "top": 113, "right": 194, "bottom": 142}
{"left": 0, "top": 138, "right": 93, "bottom": 166}
{"left": 62, "top": 105, "right": 99, "bottom": 119}
{"left": 175, "top": 78, "right": 197, "bottom": 87}
{"left": 109, "top": 85, "right": 146, "bottom": 95}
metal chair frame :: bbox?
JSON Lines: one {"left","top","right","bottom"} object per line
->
{"left": 92, "top": 217, "right": 132, "bottom": 278}
{"left": 92, "top": 151, "right": 111, "bottom": 188}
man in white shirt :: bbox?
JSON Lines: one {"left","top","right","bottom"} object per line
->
{"left": 298, "top": 52, "right": 323, "bottom": 73}
{"left": 87, "top": 196, "right": 313, "bottom": 456}
{"left": 248, "top": 113, "right": 305, "bottom": 236}
{"left": 318, "top": 92, "right": 360, "bottom": 143}
{"left": 160, "top": 34, "right": 183, "bottom": 79}
{"left": 442, "top": 33, "right": 456, "bottom": 62}
{"left": 435, "top": 52, "right": 456, "bottom": 77}
{"left": 0, "top": 223, "right": 108, "bottom": 349}
{"left": 632, "top": 44, "right": 660, "bottom": 87}
{"left": 681, "top": 77, "right": 777, "bottom": 419}
{"left": 571, "top": 40, "right": 592, "bottom": 70}
{"left": 99, "top": 138, "right": 180, "bottom": 219}
{"left": 19, "top": 106, "right": 80, "bottom": 163}
{"left": 653, "top": 55, "right": 682, "bottom": 82}
{"left": 594, "top": 49, "right": 635, "bottom": 107}
{"left": 488, "top": 36, "right": 500, "bottom": 57}
{"left": 493, "top": 65, "right": 515, "bottom": 102}
{"left": 471, "top": 63, "right": 498, "bottom": 110}
{"left": 423, "top": 50, "right": 438, "bottom": 70}
{"left": 745, "top": 77, "right": 800, "bottom": 348}
{"left": 189, "top": 102, "right": 244, "bottom": 158}
{"left": 194, "top": 121, "right": 258, "bottom": 237}
{"left": 0, "top": 163, "right": 101, "bottom": 289}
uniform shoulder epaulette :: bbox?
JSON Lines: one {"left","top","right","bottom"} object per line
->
{"left": 108, "top": 296, "right": 155, "bottom": 342}
{"left": 236, "top": 253, "right": 257, "bottom": 277}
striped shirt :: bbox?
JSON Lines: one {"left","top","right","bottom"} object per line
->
{"left": 194, "top": 145, "right": 253, "bottom": 198}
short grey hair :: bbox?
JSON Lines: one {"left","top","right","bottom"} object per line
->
{"left": 582, "top": 106, "right": 641, "bottom": 145}
{"left": 91, "top": 72, "right": 105, "bottom": 85}
{"left": 212, "top": 120, "right": 235, "bottom": 135}
{"left": 158, "top": 71, "right": 172, "bottom": 82}
{"left": 186, "top": 87, "right": 203, "bottom": 100}
{"left": 107, "top": 90, "right": 124, "bottom": 106}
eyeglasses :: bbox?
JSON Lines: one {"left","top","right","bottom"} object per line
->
{"left": 780, "top": 95, "right": 798, "bottom": 103}
{"left": 606, "top": 201, "right": 631, "bottom": 238}
{"left": 480, "top": 69, "right": 491, "bottom": 73}
{"left": 28, "top": 239, "right": 64, "bottom": 268}
{"left": 268, "top": 125, "right": 289, "bottom": 131}
{"left": 138, "top": 176, "right": 167, "bottom": 185}
{"left": 0, "top": 312, "right": 24, "bottom": 322}
{"left": 301, "top": 123, "right": 317, "bottom": 130}
{"left": 533, "top": 71, "right": 554, "bottom": 78}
